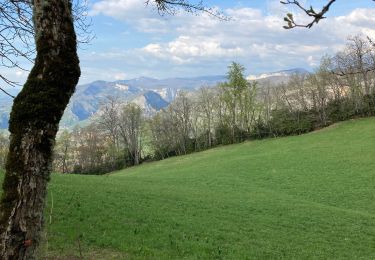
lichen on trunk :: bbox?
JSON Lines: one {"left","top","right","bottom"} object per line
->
{"left": 0, "top": 0, "right": 80, "bottom": 259}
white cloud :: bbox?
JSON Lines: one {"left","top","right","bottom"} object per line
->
{"left": 307, "top": 55, "right": 318, "bottom": 67}
{"left": 89, "top": 0, "right": 171, "bottom": 33}
{"left": 83, "top": 1, "right": 375, "bottom": 81}
{"left": 90, "top": 0, "right": 145, "bottom": 19}
{"left": 114, "top": 72, "right": 128, "bottom": 80}
{"left": 143, "top": 43, "right": 163, "bottom": 56}
{"left": 141, "top": 6, "right": 375, "bottom": 69}
{"left": 343, "top": 8, "right": 375, "bottom": 26}
{"left": 142, "top": 36, "right": 244, "bottom": 64}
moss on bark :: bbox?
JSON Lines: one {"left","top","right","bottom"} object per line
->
{"left": 0, "top": 0, "right": 80, "bottom": 258}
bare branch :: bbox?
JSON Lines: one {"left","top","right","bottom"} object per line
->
{"left": 333, "top": 66, "right": 375, "bottom": 76}
{"left": 146, "top": 0, "right": 229, "bottom": 20}
{"left": 281, "top": 0, "right": 337, "bottom": 29}
{"left": 0, "top": 0, "right": 93, "bottom": 89}
{"left": 330, "top": 35, "right": 375, "bottom": 79}
{"left": 0, "top": 87, "right": 15, "bottom": 98}
{"left": 368, "top": 36, "right": 375, "bottom": 48}
{"left": 281, "top": 0, "right": 375, "bottom": 29}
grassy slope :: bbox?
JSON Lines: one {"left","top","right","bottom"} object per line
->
{"left": 1, "top": 118, "right": 375, "bottom": 259}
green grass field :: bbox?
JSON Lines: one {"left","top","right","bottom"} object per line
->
{"left": 1, "top": 118, "right": 375, "bottom": 259}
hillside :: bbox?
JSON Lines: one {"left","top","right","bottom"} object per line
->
{"left": 1, "top": 118, "right": 375, "bottom": 259}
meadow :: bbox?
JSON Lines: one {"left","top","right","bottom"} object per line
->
{"left": 1, "top": 118, "right": 375, "bottom": 259}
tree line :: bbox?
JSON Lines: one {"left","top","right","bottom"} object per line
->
{"left": 50, "top": 35, "right": 375, "bottom": 174}
{"left": 1, "top": 35, "right": 374, "bottom": 174}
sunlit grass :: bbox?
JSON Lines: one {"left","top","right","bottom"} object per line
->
{"left": 1, "top": 118, "right": 375, "bottom": 259}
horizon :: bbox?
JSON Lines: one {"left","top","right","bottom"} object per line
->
{"left": 2, "top": 67, "right": 310, "bottom": 90}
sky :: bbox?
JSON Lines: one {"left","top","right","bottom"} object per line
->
{"left": 3, "top": 0, "right": 375, "bottom": 85}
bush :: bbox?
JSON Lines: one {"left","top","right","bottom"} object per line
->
{"left": 268, "top": 108, "right": 314, "bottom": 136}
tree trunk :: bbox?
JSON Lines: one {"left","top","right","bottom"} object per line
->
{"left": 208, "top": 129, "right": 212, "bottom": 148}
{"left": 62, "top": 145, "right": 68, "bottom": 174}
{"left": 0, "top": 0, "right": 80, "bottom": 259}
{"left": 134, "top": 149, "right": 139, "bottom": 166}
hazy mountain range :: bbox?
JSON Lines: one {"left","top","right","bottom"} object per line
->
{"left": 0, "top": 68, "right": 308, "bottom": 129}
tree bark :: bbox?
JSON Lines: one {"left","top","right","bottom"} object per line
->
{"left": 0, "top": 0, "right": 80, "bottom": 259}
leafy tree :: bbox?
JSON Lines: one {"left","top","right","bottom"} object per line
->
{"left": 197, "top": 88, "right": 217, "bottom": 148}
{"left": 220, "top": 62, "right": 248, "bottom": 142}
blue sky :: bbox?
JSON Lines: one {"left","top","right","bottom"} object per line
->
{"left": 3, "top": 0, "right": 375, "bottom": 85}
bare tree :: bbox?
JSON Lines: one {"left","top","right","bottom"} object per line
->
{"left": 241, "top": 82, "right": 258, "bottom": 133}
{"left": 259, "top": 84, "right": 274, "bottom": 135}
{"left": 344, "top": 36, "right": 375, "bottom": 95}
{"left": 170, "top": 92, "right": 193, "bottom": 154}
{"left": 53, "top": 130, "right": 72, "bottom": 174}
{"left": 306, "top": 69, "right": 330, "bottom": 126}
{"left": 328, "top": 35, "right": 375, "bottom": 111}
{"left": 197, "top": 88, "right": 216, "bottom": 147}
{"left": 149, "top": 111, "right": 174, "bottom": 159}
{"left": 98, "top": 96, "right": 120, "bottom": 154}
{"left": 118, "top": 103, "right": 143, "bottom": 166}
{"left": 76, "top": 124, "right": 107, "bottom": 172}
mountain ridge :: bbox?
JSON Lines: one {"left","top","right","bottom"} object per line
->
{"left": 0, "top": 69, "right": 307, "bottom": 129}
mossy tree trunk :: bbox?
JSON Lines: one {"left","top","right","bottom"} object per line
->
{"left": 0, "top": 0, "right": 80, "bottom": 259}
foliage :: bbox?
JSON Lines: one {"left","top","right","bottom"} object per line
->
{"left": 267, "top": 108, "right": 315, "bottom": 136}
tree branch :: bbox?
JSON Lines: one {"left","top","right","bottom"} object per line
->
{"left": 0, "top": 0, "right": 93, "bottom": 89}
{"left": 146, "top": 0, "right": 228, "bottom": 20}
{"left": 281, "top": 0, "right": 337, "bottom": 29}
{"left": 281, "top": 0, "right": 375, "bottom": 29}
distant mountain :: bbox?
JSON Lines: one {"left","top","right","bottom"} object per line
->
{"left": 60, "top": 75, "right": 226, "bottom": 128}
{"left": 117, "top": 75, "right": 226, "bottom": 90}
{"left": 143, "top": 91, "right": 170, "bottom": 111}
{"left": 247, "top": 68, "right": 310, "bottom": 85}
{"left": 0, "top": 70, "right": 309, "bottom": 130}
